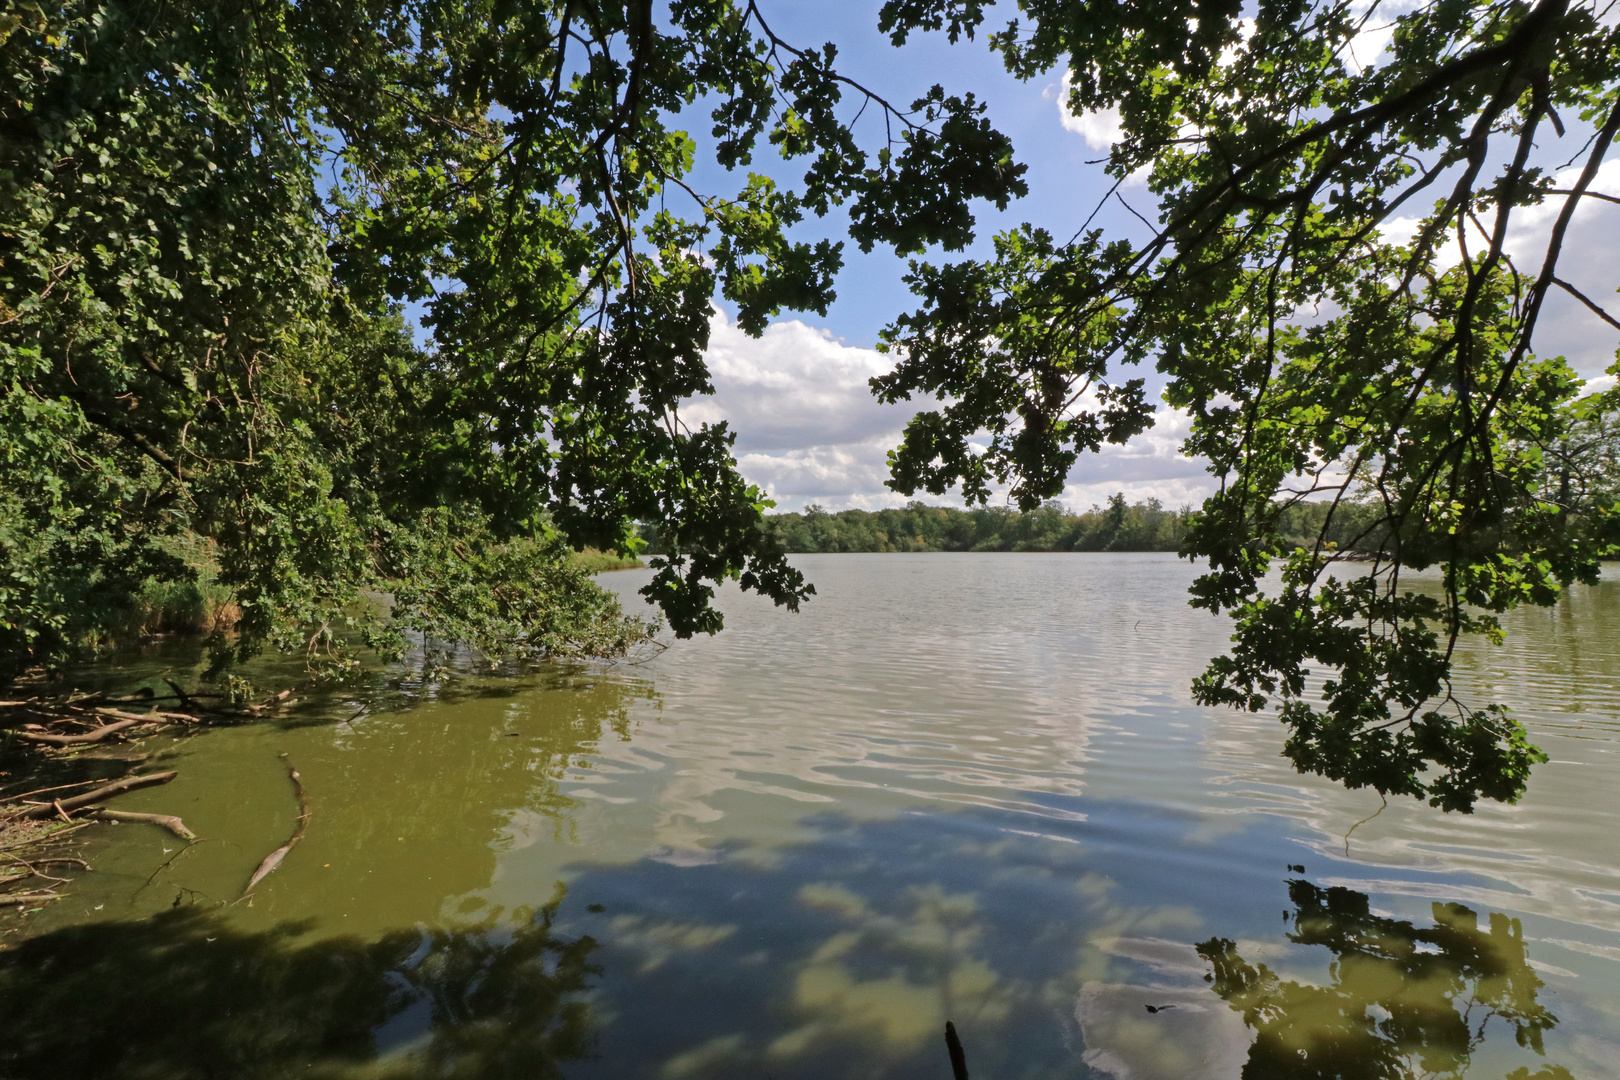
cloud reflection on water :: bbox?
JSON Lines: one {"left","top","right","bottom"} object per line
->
{"left": 2, "top": 799, "right": 1598, "bottom": 1080}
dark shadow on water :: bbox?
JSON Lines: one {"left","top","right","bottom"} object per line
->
{"left": 25, "top": 634, "right": 659, "bottom": 738}
{"left": 0, "top": 892, "right": 596, "bottom": 1080}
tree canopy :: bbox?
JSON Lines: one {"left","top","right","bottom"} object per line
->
{"left": 0, "top": 0, "right": 1023, "bottom": 677}
{"left": 870, "top": 0, "right": 1620, "bottom": 810}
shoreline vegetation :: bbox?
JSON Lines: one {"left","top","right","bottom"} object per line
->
{"left": 42, "top": 547, "right": 646, "bottom": 650}
{"left": 1, "top": 545, "right": 644, "bottom": 905}
{"left": 571, "top": 549, "right": 647, "bottom": 574}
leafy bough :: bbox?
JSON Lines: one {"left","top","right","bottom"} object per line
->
{"left": 871, "top": 0, "right": 1620, "bottom": 810}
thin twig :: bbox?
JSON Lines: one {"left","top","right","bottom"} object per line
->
{"left": 1553, "top": 277, "right": 1620, "bottom": 332}
{"left": 1344, "top": 793, "right": 1389, "bottom": 856}
{"left": 0, "top": 778, "right": 106, "bottom": 804}
{"left": 0, "top": 822, "right": 92, "bottom": 852}
{"left": 1546, "top": 187, "right": 1620, "bottom": 206}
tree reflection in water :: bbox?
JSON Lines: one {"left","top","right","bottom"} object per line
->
{"left": 1197, "top": 879, "right": 1573, "bottom": 1080}
{"left": 0, "top": 889, "right": 596, "bottom": 1080}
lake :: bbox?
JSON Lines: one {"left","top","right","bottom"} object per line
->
{"left": 4, "top": 553, "right": 1618, "bottom": 1079}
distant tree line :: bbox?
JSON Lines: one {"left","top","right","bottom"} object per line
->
{"left": 639, "top": 496, "right": 1194, "bottom": 555}
{"left": 640, "top": 477, "right": 1619, "bottom": 559}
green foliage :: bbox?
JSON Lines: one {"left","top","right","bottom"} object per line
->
{"left": 875, "top": 225, "right": 1151, "bottom": 507}
{"left": 872, "top": 0, "right": 1620, "bottom": 810}
{"left": 743, "top": 497, "right": 1192, "bottom": 554}
{"left": 116, "top": 545, "right": 239, "bottom": 640}
{"left": 7, "top": 0, "right": 1615, "bottom": 813}
{"left": 1533, "top": 381, "right": 1620, "bottom": 552}
{"left": 376, "top": 511, "right": 657, "bottom": 664}
{"left": 571, "top": 548, "right": 646, "bottom": 573}
{"left": 0, "top": 0, "right": 1025, "bottom": 680}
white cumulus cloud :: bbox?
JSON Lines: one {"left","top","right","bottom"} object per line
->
{"left": 1054, "top": 69, "right": 1124, "bottom": 151}
{"left": 691, "top": 310, "right": 1215, "bottom": 511}
{"left": 682, "top": 309, "right": 909, "bottom": 453}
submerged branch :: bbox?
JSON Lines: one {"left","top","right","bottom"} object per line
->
{"left": 13, "top": 771, "right": 178, "bottom": 819}
{"left": 11, "top": 719, "right": 143, "bottom": 746}
{"left": 240, "top": 754, "right": 311, "bottom": 899}
{"left": 90, "top": 809, "right": 197, "bottom": 841}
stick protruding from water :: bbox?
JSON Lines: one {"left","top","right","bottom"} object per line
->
{"left": 944, "top": 1020, "right": 969, "bottom": 1080}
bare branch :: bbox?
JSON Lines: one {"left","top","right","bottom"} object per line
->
{"left": 1554, "top": 277, "right": 1620, "bottom": 333}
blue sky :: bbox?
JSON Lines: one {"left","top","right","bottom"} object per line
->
{"left": 666, "top": 2, "right": 1164, "bottom": 349}
{"left": 677, "top": 3, "right": 1620, "bottom": 512}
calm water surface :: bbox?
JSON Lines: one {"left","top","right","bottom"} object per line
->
{"left": 4, "top": 553, "right": 1618, "bottom": 1080}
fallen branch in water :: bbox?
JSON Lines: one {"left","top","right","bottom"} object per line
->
{"left": 14, "top": 771, "right": 178, "bottom": 819}
{"left": 16, "top": 856, "right": 89, "bottom": 870}
{"left": 1, "top": 678, "right": 309, "bottom": 764}
{"left": 242, "top": 688, "right": 296, "bottom": 714}
{"left": 0, "top": 821, "right": 91, "bottom": 853}
{"left": 11, "top": 719, "right": 142, "bottom": 746}
{"left": 0, "top": 891, "right": 60, "bottom": 906}
{"left": 240, "top": 754, "right": 310, "bottom": 899}
{"left": 0, "top": 778, "right": 107, "bottom": 805}
{"left": 0, "top": 855, "right": 71, "bottom": 886}
{"left": 163, "top": 678, "right": 194, "bottom": 708}
{"left": 90, "top": 707, "right": 199, "bottom": 725}
{"left": 90, "top": 809, "right": 197, "bottom": 841}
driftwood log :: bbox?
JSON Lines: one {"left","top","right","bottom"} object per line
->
{"left": 89, "top": 809, "right": 197, "bottom": 840}
{"left": 11, "top": 719, "right": 143, "bottom": 746}
{"left": 241, "top": 755, "right": 311, "bottom": 898}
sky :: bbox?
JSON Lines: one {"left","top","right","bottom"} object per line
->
{"left": 679, "top": 2, "right": 1620, "bottom": 513}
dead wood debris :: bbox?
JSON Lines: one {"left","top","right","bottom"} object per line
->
{"left": 2, "top": 770, "right": 198, "bottom": 908}
{"left": 2, "top": 677, "right": 314, "bottom": 911}
{"left": 11, "top": 718, "right": 144, "bottom": 746}
{"left": 240, "top": 754, "right": 311, "bottom": 900}
{"left": 14, "top": 771, "right": 179, "bottom": 819}
{"left": 90, "top": 809, "right": 197, "bottom": 841}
